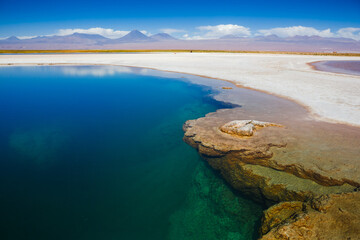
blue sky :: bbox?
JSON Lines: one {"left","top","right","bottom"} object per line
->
{"left": 1, "top": 0, "right": 360, "bottom": 39}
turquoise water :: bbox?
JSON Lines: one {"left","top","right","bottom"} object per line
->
{"left": 0, "top": 66, "right": 264, "bottom": 240}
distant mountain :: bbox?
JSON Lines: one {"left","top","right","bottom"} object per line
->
{"left": 288, "top": 35, "right": 324, "bottom": 41}
{"left": 251, "top": 34, "right": 359, "bottom": 44}
{"left": 220, "top": 34, "right": 245, "bottom": 39}
{"left": 115, "top": 30, "right": 154, "bottom": 42}
{"left": 23, "top": 33, "right": 109, "bottom": 44}
{"left": 0, "top": 30, "right": 359, "bottom": 52}
{"left": 68, "top": 33, "right": 109, "bottom": 41}
{"left": 254, "top": 34, "right": 282, "bottom": 41}
{"left": 6, "top": 36, "right": 20, "bottom": 41}
{"left": 151, "top": 33, "right": 177, "bottom": 41}
{"left": 285, "top": 35, "right": 358, "bottom": 43}
{"left": 0, "top": 36, "right": 21, "bottom": 43}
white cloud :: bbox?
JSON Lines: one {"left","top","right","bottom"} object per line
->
{"left": 195, "top": 24, "right": 251, "bottom": 39}
{"left": 0, "top": 35, "right": 37, "bottom": 40}
{"left": 17, "top": 35, "right": 38, "bottom": 40}
{"left": 57, "top": 27, "right": 130, "bottom": 39}
{"left": 57, "top": 28, "right": 153, "bottom": 38}
{"left": 257, "top": 26, "right": 334, "bottom": 38}
{"left": 256, "top": 26, "right": 360, "bottom": 41}
{"left": 160, "top": 28, "right": 186, "bottom": 34}
{"left": 4, "top": 25, "right": 360, "bottom": 42}
{"left": 140, "top": 30, "right": 152, "bottom": 36}
{"left": 182, "top": 35, "right": 207, "bottom": 40}
{"left": 336, "top": 28, "right": 360, "bottom": 41}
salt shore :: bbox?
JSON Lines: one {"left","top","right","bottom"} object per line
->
{"left": 1, "top": 53, "right": 360, "bottom": 126}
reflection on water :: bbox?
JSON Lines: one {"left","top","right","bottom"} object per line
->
{"left": 60, "top": 65, "right": 179, "bottom": 78}
{"left": 0, "top": 66, "right": 264, "bottom": 240}
{"left": 60, "top": 65, "right": 142, "bottom": 76}
{"left": 312, "top": 60, "right": 360, "bottom": 76}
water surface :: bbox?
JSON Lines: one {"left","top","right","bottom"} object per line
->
{"left": 311, "top": 60, "right": 360, "bottom": 76}
{"left": 0, "top": 66, "right": 263, "bottom": 240}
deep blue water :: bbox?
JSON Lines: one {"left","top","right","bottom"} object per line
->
{"left": 0, "top": 66, "right": 263, "bottom": 240}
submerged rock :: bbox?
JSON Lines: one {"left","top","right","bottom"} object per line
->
{"left": 260, "top": 191, "right": 360, "bottom": 239}
{"left": 9, "top": 127, "right": 68, "bottom": 164}
{"left": 169, "top": 161, "right": 263, "bottom": 240}
{"left": 260, "top": 201, "right": 304, "bottom": 236}
{"left": 214, "top": 161, "right": 354, "bottom": 204}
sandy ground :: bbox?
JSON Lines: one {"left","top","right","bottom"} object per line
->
{"left": 1, "top": 53, "right": 360, "bottom": 126}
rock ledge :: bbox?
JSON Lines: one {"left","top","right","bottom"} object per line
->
{"left": 183, "top": 106, "right": 360, "bottom": 239}
{"left": 260, "top": 191, "right": 360, "bottom": 239}
{"left": 220, "top": 120, "right": 282, "bottom": 137}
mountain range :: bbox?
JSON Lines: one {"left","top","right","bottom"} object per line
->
{"left": 1, "top": 30, "right": 175, "bottom": 45}
{"left": 1, "top": 29, "right": 360, "bottom": 52}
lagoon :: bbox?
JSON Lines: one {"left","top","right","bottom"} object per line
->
{"left": 0, "top": 66, "right": 264, "bottom": 240}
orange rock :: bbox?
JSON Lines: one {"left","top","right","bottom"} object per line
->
{"left": 261, "top": 192, "right": 360, "bottom": 240}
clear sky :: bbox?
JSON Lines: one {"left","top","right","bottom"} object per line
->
{"left": 1, "top": 0, "right": 360, "bottom": 39}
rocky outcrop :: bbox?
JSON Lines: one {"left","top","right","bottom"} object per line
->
{"left": 220, "top": 120, "right": 282, "bottom": 137}
{"left": 260, "top": 191, "right": 360, "bottom": 239}
{"left": 260, "top": 201, "right": 304, "bottom": 236}
{"left": 183, "top": 114, "right": 357, "bottom": 204}
{"left": 183, "top": 107, "right": 360, "bottom": 239}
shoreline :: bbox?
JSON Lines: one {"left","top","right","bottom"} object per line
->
{"left": 308, "top": 60, "right": 360, "bottom": 76}
{"left": 0, "top": 62, "right": 332, "bottom": 127}
{"left": 1, "top": 62, "right": 317, "bottom": 116}
{"left": 1, "top": 52, "right": 360, "bottom": 127}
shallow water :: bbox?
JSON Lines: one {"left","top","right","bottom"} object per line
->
{"left": 0, "top": 66, "right": 264, "bottom": 240}
{"left": 312, "top": 60, "right": 360, "bottom": 76}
